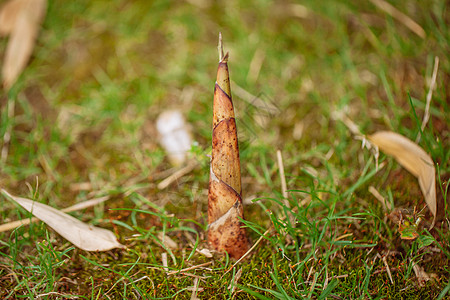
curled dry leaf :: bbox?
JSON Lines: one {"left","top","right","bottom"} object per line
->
{"left": 207, "top": 34, "right": 250, "bottom": 259}
{"left": 157, "top": 232, "right": 178, "bottom": 250}
{"left": 1, "top": 189, "right": 124, "bottom": 251}
{"left": 368, "top": 131, "right": 436, "bottom": 224}
{"left": 196, "top": 248, "right": 213, "bottom": 258}
{"left": 1, "top": 0, "right": 47, "bottom": 89}
{"left": 411, "top": 259, "right": 437, "bottom": 286}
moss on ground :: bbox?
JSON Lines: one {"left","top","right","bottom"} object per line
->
{"left": 1, "top": 0, "right": 449, "bottom": 298}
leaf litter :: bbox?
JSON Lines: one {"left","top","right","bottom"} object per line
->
{"left": 368, "top": 131, "right": 437, "bottom": 226}
{"left": 0, "top": 0, "right": 47, "bottom": 89}
{"left": 1, "top": 189, "right": 124, "bottom": 251}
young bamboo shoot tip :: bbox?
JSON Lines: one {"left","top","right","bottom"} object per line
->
{"left": 218, "top": 33, "right": 224, "bottom": 62}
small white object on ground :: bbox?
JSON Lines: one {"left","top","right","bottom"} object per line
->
{"left": 156, "top": 110, "right": 192, "bottom": 166}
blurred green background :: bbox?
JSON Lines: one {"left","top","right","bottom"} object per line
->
{"left": 0, "top": 0, "right": 449, "bottom": 298}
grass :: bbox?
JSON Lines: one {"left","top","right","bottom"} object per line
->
{"left": 0, "top": 0, "right": 449, "bottom": 298}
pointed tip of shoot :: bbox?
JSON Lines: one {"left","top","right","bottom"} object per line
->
{"left": 218, "top": 32, "right": 228, "bottom": 62}
{"left": 218, "top": 33, "right": 223, "bottom": 61}
{"left": 222, "top": 52, "right": 229, "bottom": 63}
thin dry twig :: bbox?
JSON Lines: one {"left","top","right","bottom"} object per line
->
{"left": 247, "top": 48, "right": 265, "bottom": 83}
{"left": 369, "top": 185, "right": 392, "bottom": 211}
{"left": 276, "top": 150, "right": 289, "bottom": 201}
{"left": 417, "top": 56, "right": 440, "bottom": 142}
{"left": 177, "top": 273, "right": 208, "bottom": 279}
{"left": 326, "top": 274, "right": 349, "bottom": 281}
{"left": 61, "top": 195, "right": 110, "bottom": 212}
{"left": 373, "top": 267, "right": 400, "bottom": 276}
{"left": 231, "top": 80, "right": 279, "bottom": 115}
{"left": 335, "top": 233, "right": 353, "bottom": 241}
{"left": 126, "top": 276, "right": 154, "bottom": 289}
{"left": 166, "top": 261, "right": 213, "bottom": 276}
{"left": 382, "top": 255, "right": 394, "bottom": 284}
{"left": 369, "top": 0, "right": 426, "bottom": 38}
{"left": 308, "top": 272, "right": 318, "bottom": 298}
{"left": 337, "top": 113, "right": 363, "bottom": 136}
{"left": 1, "top": 98, "right": 15, "bottom": 163}
{"left": 161, "top": 253, "right": 168, "bottom": 273}
{"left": 323, "top": 269, "right": 329, "bottom": 290}
{"left": 306, "top": 265, "right": 314, "bottom": 283}
{"left": 222, "top": 229, "right": 270, "bottom": 277}
{"left": 331, "top": 111, "right": 380, "bottom": 168}
{"left": 190, "top": 277, "right": 200, "bottom": 300}
{"left": 36, "top": 292, "right": 79, "bottom": 299}
{"left": 157, "top": 162, "right": 197, "bottom": 189}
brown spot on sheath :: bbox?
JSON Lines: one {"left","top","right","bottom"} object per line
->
{"left": 208, "top": 201, "right": 250, "bottom": 260}
{"left": 208, "top": 178, "right": 243, "bottom": 224}
{"left": 213, "top": 84, "right": 235, "bottom": 128}
{"left": 211, "top": 118, "right": 241, "bottom": 194}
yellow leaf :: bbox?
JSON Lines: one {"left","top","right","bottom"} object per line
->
{"left": 0, "top": 0, "right": 26, "bottom": 36}
{"left": 2, "top": 189, "right": 124, "bottom": 251}
{"left": 368, "top": 131, "right": 436, "bottom": 223}
{"left": 2, "top": 0, "right": 47, "bottom": 89}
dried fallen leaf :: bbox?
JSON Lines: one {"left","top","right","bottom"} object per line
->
{"left": 0, "top": 0, "right": 25, "bottom": 36}
{"left": 1, "top": 189, "right": 124, "bottom": 251}
{"left": 1, "top": 0, "right": 47, "bottom": 89}
{"left": 368, "top": 131, "right": 436, "bottom": 224}
{"left": 196, "top": 248, "right": 213, "bottom": 258}
{"left": 157, "top": 232, "right": 178, "bottom": 250}
{"left": 411, "top": 259, "right": 437, "bottom": 286}
{"left": 0, "top": 195, "right": 110, "bottom": 233}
